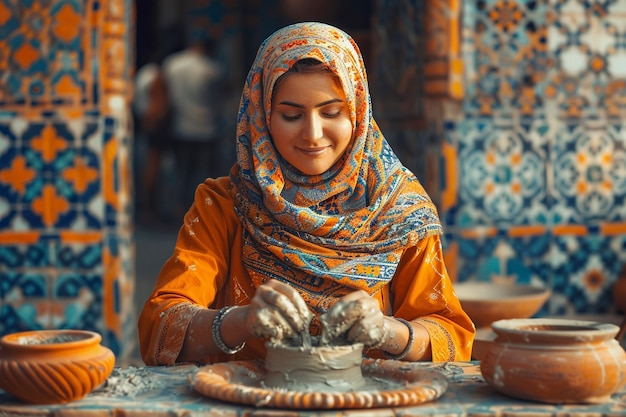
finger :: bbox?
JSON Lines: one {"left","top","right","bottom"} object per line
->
{"left": 263, "top": 280, "right": 313, "bottom": 331}
{"left": 248, "top": 286, "right": 296, "bottom": 339}
{"left": 319, "top": 300, "right": 358, "bottom": 344}
{"left": 320, "top": 294, "right": 381, "bottom": 344}
{"left": 347, "top": 311, "right": 386, "bottom": 347}
{"left": 267, "top": 280, "right": 312, "bottom": 320}
{"left": 249, "top": 306, "right": 297, "bottom": 341}
{"left": 289, "top": 289, "right": 313, "bottom": 326}
{"left": 259, "top": 287, "right": 308, "bottom": 332}
{"left": 324, "top": 293, "right": 377, "bottom": 324}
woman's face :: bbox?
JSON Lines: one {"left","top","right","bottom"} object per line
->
{"left": 270, "top": 71, "right": 353, "bottom": 176}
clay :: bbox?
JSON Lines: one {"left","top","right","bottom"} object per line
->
{"left": 98, "top": 366, "right": 175, "bottom": 397}
{"left": 318, "top": 301, "right": 382, "bottom": 347}
{"left": 16, "top": 334, "right": 78, "bottom": 344}
{"left": 264, "top": 342, "right": 365, "bottom": 392}
{"left": 454, "top": 282, "right": 551, "bottom": 328}
{"left": 261, "top": 299, "right": 389, "bottom": 392}
{"left": 481, "top": 318, "right": 626, "bottom": 404}
{"left": 249, "top": 300, "right": 314, "bottom": 347}
{"left": 0, "top": 329, "right": 115, "bottom": 405}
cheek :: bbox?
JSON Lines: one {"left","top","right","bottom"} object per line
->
{"left": 269, "top": 115, "right": 289, "bottom": 143}
{"left": 336, "top": 119, "right": 354, "bottom": 148}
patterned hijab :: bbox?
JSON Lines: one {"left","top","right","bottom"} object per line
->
{"left": 230, "top": 22, "right": 442, "bottom": 314}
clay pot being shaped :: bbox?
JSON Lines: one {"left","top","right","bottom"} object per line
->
{"left": 264, "top": 342, "right": 365, "bottom": 392}
{"left": 480, "top": 318, "right": 626, "bottom": 404}
{"left": 0, "top": 329, "right": 115, "bottom": 404}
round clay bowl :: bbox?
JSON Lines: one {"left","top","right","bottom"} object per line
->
{"left": 454, "top": 282, "right": 551, "bottom": 328}
{"left": 480, "top": 318, "right": 626, "bottom": 404}
{"left": 0, "top": 329, "right": 115, "bottom": 404}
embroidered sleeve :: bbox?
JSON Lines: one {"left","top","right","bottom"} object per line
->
{"left": 150, "top": 303, "right": 203, "bottom": 365}
{"left": 390, "top": 235, "right": 476, "bottom": 361}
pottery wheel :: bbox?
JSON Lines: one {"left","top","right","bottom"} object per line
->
{"left": 192, "top": 359, "right": 448, "bottom": 409}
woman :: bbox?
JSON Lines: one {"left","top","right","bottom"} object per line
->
{"left": 138, "top": 22, "right": 475, "bottom": 365}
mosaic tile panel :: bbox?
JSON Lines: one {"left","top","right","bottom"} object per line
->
{"left": 551, "top": 118, "right": 626, "bottom": 225}
{"left": 0, "top": 1, "right": 94, "bottom": 108}
{"left": 462, "top": 0, "right": 550, "bottom": 117}
{"left": 444, "top": 227, "right": 626, "bottom": 316}
{"left": 546, "top": 0, "right": 626, "bottom": 121}
{"left": 0, "top": 0, "right": 134, "bottom": 363}
{"left": 438, "top": 0, "right": 626, "bottom": 314}
{"left": 549, "top": 232, "right": 626, "bottom": 315}
{"left": 445, "top": 228, "right": 552, "bottom": 300}
{"left": 444, "top": 116, "right": 551, "bottom": 229}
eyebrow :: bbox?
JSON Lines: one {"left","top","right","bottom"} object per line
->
{"left": 277, "top": 98, "right": 344, "bottom": 108}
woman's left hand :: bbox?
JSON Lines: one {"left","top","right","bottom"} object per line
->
{"left": 318, "top": 290, "right": 387, "bottom": 348}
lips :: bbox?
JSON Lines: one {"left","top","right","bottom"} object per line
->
{"left": 298, "top": 147, "right": 328, "bottom": 156}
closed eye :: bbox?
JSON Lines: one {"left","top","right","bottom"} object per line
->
{"left": 281, "top": 114, "right": 301, "bottom": 121}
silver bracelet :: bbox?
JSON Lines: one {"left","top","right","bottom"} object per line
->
{"left": 212, "top": 306, "right": 246, "bottom": 355}
{"left": 384, "top": 317, "right": 414, "bottom": 360}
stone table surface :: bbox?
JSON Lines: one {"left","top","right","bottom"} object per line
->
{"left": 0, "top": 361, "right": 625, "bottom": 416}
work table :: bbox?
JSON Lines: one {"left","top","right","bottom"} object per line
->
{"left": 0, "top": 361, "right": 625, "bottom": 416}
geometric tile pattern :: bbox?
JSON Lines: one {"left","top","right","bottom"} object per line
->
{"left": 438, "top": 0, "right": 626, "bottom": 316}
{"left": 0, "top": 0, "right": 135, "bottom": 363}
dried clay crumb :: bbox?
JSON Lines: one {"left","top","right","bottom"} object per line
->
{"left": 95, "top": 367, "right": 168, "bottom": 397}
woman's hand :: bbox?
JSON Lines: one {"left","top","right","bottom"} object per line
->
{"left": 246, "top": 279, "right": 313, "bottom": 344}
{"left": 319, "top": 290, "right": 387, "bottom": 348}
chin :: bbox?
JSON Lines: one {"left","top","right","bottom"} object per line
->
{"left": 294, "top": 164, "right": 328, "bottom": 176}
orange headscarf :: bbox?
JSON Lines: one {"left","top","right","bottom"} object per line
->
{"left": 230, "top": 22, "right": 442, "bottom": 314}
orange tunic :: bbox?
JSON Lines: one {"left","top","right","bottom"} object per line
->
{"left": 138, "top": 177, "right": 475, "bottom": 365}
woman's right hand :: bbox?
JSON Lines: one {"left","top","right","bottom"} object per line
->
{"left": 246, "top": 279, "right": 313, "bottom": 343}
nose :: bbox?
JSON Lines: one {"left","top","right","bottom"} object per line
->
{"left": 301, "top": 114, "right": 323, "bottom": 142}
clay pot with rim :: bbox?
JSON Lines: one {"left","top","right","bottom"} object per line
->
{"left": 0, "top": 329, "right": 115, "bottom": 404}
{"left": 480, "top": 318, "right": 626, "bottom": 404}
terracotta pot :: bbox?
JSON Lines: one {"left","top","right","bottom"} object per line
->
{"left": 454, "top": 282, "right": 551, "bottom": 328}
{"left": 480, "top": 318, "right": 626, "bottom": 404}
{"left": 0, "top": 329, "right": 115, "bottom": 404}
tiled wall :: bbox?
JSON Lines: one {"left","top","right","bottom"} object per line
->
{"left": 374, "top": 0, "right": 626, "bottom": 316}
{"left": 0, "top": 0, "right": 135, "bottom": 363}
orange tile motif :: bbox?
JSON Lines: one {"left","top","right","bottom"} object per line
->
{"left": 0, "top": 0, "right": 134, "bottom": 363}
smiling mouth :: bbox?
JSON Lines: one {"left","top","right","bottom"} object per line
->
{"left": 299, "top": 147, "right": 328, "bottom": 156}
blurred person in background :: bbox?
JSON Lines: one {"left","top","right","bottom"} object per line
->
{"left": 161, "top": 36, "right": 227, "bottom": 217}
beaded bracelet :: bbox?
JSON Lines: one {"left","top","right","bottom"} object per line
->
{"left": 212, "top": 306, "right": 246, "bottom": 355}
{"left": 384, "top": 317, "right": 414, "bottom": 360}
